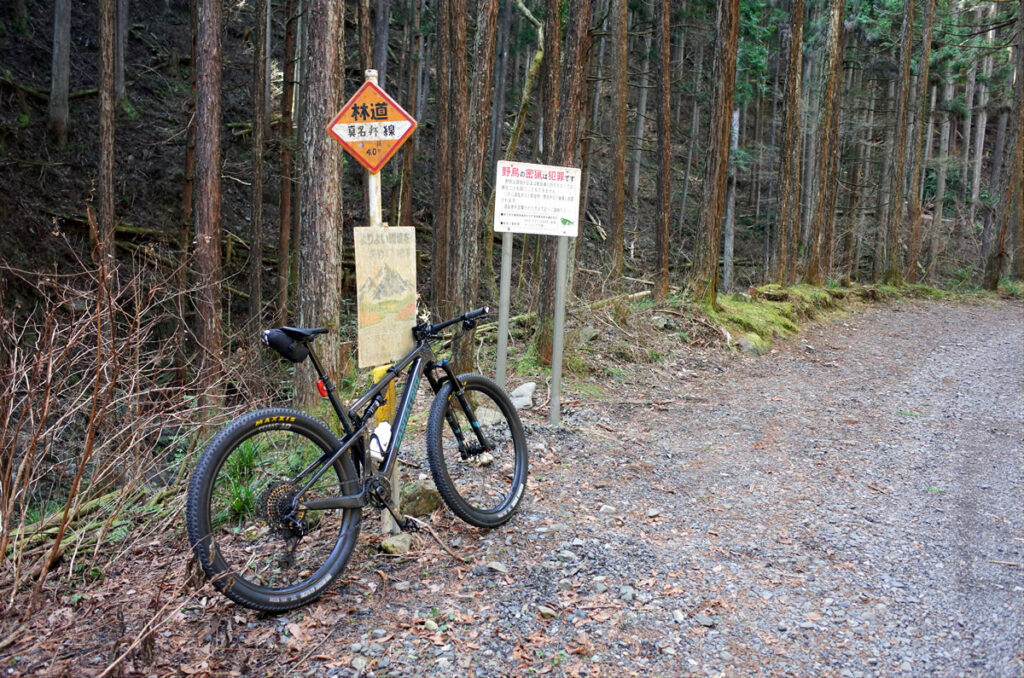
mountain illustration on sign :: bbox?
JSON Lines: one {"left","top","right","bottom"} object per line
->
{"left": 360, "top": 262, "right": 411, "bottom": 300}
{"left": 561, "top": 218, "right": 574, "bottom": 226}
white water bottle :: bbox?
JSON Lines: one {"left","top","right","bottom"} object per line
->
{"left": 369, "top": 421, "right": 391, "bottom": 463}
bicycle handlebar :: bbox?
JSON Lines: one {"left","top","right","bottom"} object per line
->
{"left": 416, "top": 306, "right": 489, "bottom": 340}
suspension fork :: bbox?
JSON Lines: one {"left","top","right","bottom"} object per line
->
{"left": 428, "top": 360, "right": 492, "bottom": 455}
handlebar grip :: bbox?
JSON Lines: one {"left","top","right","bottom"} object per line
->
{"left": 465, "top": 306, "right": 489, "bottom": 321}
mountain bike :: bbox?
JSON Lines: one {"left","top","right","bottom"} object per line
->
{"left": 185, "top": 307, "right": 528, "bottom": 611}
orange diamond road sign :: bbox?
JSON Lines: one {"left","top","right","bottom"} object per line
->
{"left": 327, "top": 81, "right": 417, "bottom": 174}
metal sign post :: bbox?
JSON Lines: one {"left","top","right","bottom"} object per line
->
{"left": 549, "top": 235, "right": 569, "bottom": 426}
{"left": 495, "top": 230, "right": 514, "bottom": 388}
{"left": 493, "top": 161, "right": 580, "bottom": 427}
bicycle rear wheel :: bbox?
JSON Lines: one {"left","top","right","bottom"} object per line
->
{"left": 426, "top": 374, "right": 528, "bottom": 528}
{"left": 186, "top": 408, "right": 361, "bottom": 611}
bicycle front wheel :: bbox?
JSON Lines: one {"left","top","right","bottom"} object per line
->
{"left": 186, "top": 408, "right": 361, "bottom": 611}
{"left": 426, "top": 374, "right": 528, "bottom": 528}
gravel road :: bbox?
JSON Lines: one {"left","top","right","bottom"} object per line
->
{"left": 608, "top": 298, "right": 1024, "bottom": 677}
{"left": 292, "top": 298, "right": 1022, "bottom": 678}
{"left": 14, "top": 299, "right": 1021, "bottom": 677}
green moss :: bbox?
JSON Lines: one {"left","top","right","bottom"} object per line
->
{"left": 694, "top": 280, "right": 1007, "bottom": 358}
{"left": 563, "top": 349, "right": 588, "bottom": 375}
{"left": 515, "top": 340, "right": 550, "bottom": 376}
{"left": 714, "top": 296, "right": 799, "bottom": 340}
{"left": 824, "top": 287, "right": 849, "bottom": 300}
{"left": 738, "top": 332, "right": 770, "bottom": 355}
{"left": 788, "top": 284, "right": 836, "bottom": 309}
{"left": 903, "top": 283, "right": 953, "bottom": 300}
{"left": 873, "top": 284, "right": 902, "bottom": 298}
{"left": 770, "top": 301, "right": 798, "bottom": 321}
{"left": 999, "top": 278, "right": 1024, "bottom": 298}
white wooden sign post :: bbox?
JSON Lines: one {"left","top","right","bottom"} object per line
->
{"left": 493, "top": 160, "right": 581, "bottom": 426}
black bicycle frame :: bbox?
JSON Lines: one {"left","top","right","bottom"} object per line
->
{"left": 293, "top": 334, "right": 473, "bottom": 513}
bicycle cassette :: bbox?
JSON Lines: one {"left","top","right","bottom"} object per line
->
{"left": 258, "top": 481, "right": 306, "bottom": 531}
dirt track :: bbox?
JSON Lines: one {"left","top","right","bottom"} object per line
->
{"left": 4, "top": 298, "right": 1022, "bottom": 677}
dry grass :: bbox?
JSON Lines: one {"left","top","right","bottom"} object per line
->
{"left": 0, "top": 238, "right": 281, "bottom": 615}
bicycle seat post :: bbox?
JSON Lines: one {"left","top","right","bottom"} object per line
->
{"left": 306, "top": 345, "right": 355, "bottom": 433}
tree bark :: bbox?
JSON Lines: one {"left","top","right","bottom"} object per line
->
{"left": 972, "top": 5, "right": 995, "bottom": 235}
{"left": 629, "top": 29, "right": 652, "bottom": 206}
{"left": 653, "top": 0, "right": 672, "bottom": 301}
{"left": 799, "top": 53, "right": 817, "bottom": 248}
{"left": 904, "top": 0, "right": 935, "bottom": 282}
{"left": 874, "top": 80, "right": 895, "bottom": 280}
{"left": 974, "top": 5, "right": 997, "bottom": 256}
{"left": 176, "top": 0, "right": 198, "bottom": 385}
{"left": 249, "top": 0, "right": 267, "bottom": 324}
{"left": 487, "top": 0, "right": 513, "bottom": 179}
{"left": 276, "top": 0, "right": 297, "bottom": 325}
{"left": 672, "top": 3, "right": 687, "bottom": 126}
{"left": 541, "top": 0, "right": 562, "bottom": 167}
{"left": 295, "top": 0, "right": 345, "bottom": 406}
{"left": 804, "top": 0, "right": 844, "bottom": 285}
{"left": 960, "top": 6, "right": 978, "bottom": 204}
{"left": 928, "top": 71, "right": 954, "bottom": 280}
{"left": 533, "top": 0, "right": 592, "bottom": 363}
{"left": 98, "top": 0, "right": 116, "bottom": 270}
{"left": 577, "top": 0, "right": 609, "bottom": 285}
{"left": 397, "top": 0, "right": 421, "bottom": 229}
{"left": 883, "top": 0, "right": 914, "bottom": 285}
{"left": 359, "top": 0, "right": 372, "bottom": 71}
{"left": 983, "top": 20, "right": 1022, "bottom": 289}
{"left": 608, "top": 0, "right": 629, "bottom": 279}
{"left": 432, "top": 1, "right": 454, "bottom": 315}
{"left": 195, "top": 0, "right": 224, "bottom": 403}
{"left": 922, "top": 83, "right": 937, "bottom": 202}
{"left": 373, "top": 0, "right": 391, "bottom": 84}
{"left": 764, "top": 31, "right": 781, "bottom": 275}
{"left": 849, "top": 74, "right": 873, "bottom": 281}
{"left": 433, "top": 0, "right": 498, "bottom": 371}
{"left": 773, "top": 0, "right": 803, "bottom": 285}
{"left": 721, "top": 108, "right": 739, "bottom": 292}
{"left": 677, "top": 43, "right": 703, "bottom": 253}
{"left": 115, "top": 0, "right": 128, "bottom": 101}
{"left": 48, "top": 0, "right": 71, "bottom": 147}
{"left": 840, "top": 71, "right": 863, "bottom": 281}
{"left": 691, "top": 0, "right": 739, "bottom": 309}
{"left": 989, "top": 109, "right": 1010, "bottom": 194}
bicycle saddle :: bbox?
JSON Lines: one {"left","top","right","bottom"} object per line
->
{"left": 262, "top": 326, "right": 327, "bottom": 363}
{"left": 278, "top": 327, "right": 328, "bottom": 340}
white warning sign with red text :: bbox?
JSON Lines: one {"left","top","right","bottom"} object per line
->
{"left": 493, "top": 161, "right": 581, "bottom": 237}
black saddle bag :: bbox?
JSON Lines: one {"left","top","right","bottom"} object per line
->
{"left": 262, "top": 328, "right": 310, "bottom": 363}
